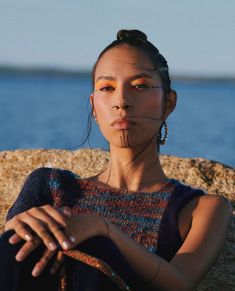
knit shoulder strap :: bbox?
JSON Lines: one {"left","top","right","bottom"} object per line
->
{"left": 156, "top": 181, "right": 206, "bottom": 261}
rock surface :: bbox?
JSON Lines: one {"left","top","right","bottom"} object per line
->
{"left": 0, "top": 149, "right": 234, "bottom": 290}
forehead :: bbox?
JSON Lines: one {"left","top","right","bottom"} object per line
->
{"left": 94, "top": 45, "right": 159, "bottom": 81}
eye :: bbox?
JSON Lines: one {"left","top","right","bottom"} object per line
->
{"left": 132, "top": 84, "right": 149, "bottom": 91}
{"left": 99, "top": 86, "right": 114, "bottom": 92}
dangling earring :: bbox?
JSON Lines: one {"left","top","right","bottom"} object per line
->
{"left": 157, "top": 121, "right": 168, "bottom": 145}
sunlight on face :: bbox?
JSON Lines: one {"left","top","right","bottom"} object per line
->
{"left": 92, "top": 45, "right": 165, "bottom": 149}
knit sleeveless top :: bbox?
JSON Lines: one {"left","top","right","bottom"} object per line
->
{"left": 7, "top": 167, "right": 206, "bottom": 262}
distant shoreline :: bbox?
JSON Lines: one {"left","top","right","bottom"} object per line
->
{"left": 0, "top": 65, "right": 234, "bottom": 82}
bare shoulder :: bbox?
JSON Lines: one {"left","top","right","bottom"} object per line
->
{"left": 181, "top": 193, "right": 233, "bottom": 221}
{"left": 178, "top": 193, "right": 232, "bottom": 242}
{"left": 190, "top": 193, "right": 233, "bottom": 242}
{"left": 194, "top": 194, "right": 233, "bottom": 217}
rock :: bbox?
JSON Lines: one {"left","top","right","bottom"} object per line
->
{"left": 0, "top": 148, "right": 234, "bottom": 290}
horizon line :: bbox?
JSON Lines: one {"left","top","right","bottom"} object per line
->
{"left": 0, "top": 64, "right": 234, "bottom": 81}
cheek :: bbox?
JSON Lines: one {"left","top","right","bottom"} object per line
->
{"left": 93, "top": 98, "right": 109, "bottom": 118}
{"left": 93, "top": 98, "right": 113, "bottom": 132}
{"left": 141, "top": 95, "right": 164, "bottom": 117}
{"left": 93, "top": 99, "right": 115, "bottom": 143}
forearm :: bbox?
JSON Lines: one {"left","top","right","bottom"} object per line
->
{"left": 108, "top": 222, "right": 192, "bottom": 291}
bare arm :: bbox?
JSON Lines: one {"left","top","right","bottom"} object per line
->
{"left": 105, "top": 195, "right": 233, "bottom": 290}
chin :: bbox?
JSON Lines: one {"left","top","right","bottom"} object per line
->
{"left": 102, "top": 129, "right": 157, "bottom": 150}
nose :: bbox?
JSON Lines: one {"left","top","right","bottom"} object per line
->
{"left": 112, "top": 103, "right": 130, "bottom": 110}
{"left": 112, "top": 86, "right": 132, "bottom": 111}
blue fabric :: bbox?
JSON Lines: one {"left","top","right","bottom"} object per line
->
{"left": 0, "top": 230, "right": 60, "bottom": 291}
{"left": 0, "top": 231, "right": 146, "bottom": 291}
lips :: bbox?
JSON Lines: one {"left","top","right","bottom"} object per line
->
{"left": 111, "top": 117, "right": 136, "bottom": 130}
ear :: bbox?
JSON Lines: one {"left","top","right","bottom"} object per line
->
{"left": 162, "top": 89, "right": 177, "bottom": 120}
{"left": 90, "top": 93, "right": 93, "bottom": 105}
{"left": 90, "top": 94, "right": 95, "bottom": 113}
{"left": 90, "top": 94, "right": 97, "bottom": 120}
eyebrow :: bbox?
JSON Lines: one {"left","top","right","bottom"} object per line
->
{"left": 95, "top": 73, "right": 154, "bottom": 83}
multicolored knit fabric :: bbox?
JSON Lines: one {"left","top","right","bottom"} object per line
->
{"left": 49, "top": 168, "right": 176, "bottom": 253}
{"left": 7, "top": 167, "right": 206, "bottom": 261}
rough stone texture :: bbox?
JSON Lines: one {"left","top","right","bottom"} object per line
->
{"left": 0, "top": 149, "right": 234, "bottom": 290}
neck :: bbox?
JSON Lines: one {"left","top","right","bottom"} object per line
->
{"left": 98, "top": 141, "right": 167, "bottom": 192}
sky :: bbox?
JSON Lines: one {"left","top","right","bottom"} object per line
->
{"left": 0, "top": 0, "right": 235, "bottom": 77}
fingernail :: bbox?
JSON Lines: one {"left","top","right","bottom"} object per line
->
{"left": 49, "top": 242, "right": 57, "bottom": 251}
{"left": 25, "top": 234, "right": 32, "bottom": 241}
{"left": 69, "top": 236, "right": 76, "bottom": 243}
{"left": 32, "top": 268, "right": 39, "bottom": 277}
{"left": 62, "top": 241, "right": 70, "bottom": 250}
{"left": 9, "top": 237, "right": 14, "bottom": 244}
{"left": 15, "top": 254, "right": 23, "bottom": 261}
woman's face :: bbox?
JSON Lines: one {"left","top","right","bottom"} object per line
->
{"left": 91, "top": 45, "right": 168, "bottom": 149}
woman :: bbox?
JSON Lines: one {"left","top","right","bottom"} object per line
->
{"left": 0, "top": 29, "right": 232, "bottom": 291}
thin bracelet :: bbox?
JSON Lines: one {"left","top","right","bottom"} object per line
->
{"left": 147, "top": 257, "right": 162, "bottom": 287}
{"left": 103, "top": 218, "right": 110, "bottom": 238}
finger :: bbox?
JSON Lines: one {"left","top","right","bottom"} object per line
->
{"left": 32, "top": 249, "right": 56, "bottom": 277}
{"left": 9, "top": 233, "right": 24, "bottom": 244}
{"left": 40, "top": 205, "right": 70, "bottom": 228}
{"left": 30, "top": 208, "right": 74, "bottom": 250}
{"left": 9, "top": 219, "right": 34, "bottom": 242}
{"left": 50, "top": 251, "right": 64, "bottom": 274}
{"left": 15, "top": 238, "right": 41, "bottom": 262}
{"left": 64, "top": 227, "right": 76, "bottom": 247}
{"left": 7, "top": 211, "right": 71, "bottom": 251}
{"left": 14, "top": 214, "right": 58, "bottom": 251}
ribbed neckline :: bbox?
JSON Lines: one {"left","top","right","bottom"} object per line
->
{"left": 79, "top": 177, "right": 178, "bottom": 195}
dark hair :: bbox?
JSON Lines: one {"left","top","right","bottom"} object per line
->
{"left": 91, "top": 29, "right": 172, "bottom": 95}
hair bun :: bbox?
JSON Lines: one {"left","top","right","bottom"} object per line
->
{"left": 117, "top": 29, "right": 148, "bottom": 42}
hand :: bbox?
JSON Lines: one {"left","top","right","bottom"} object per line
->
{"left": 6, "top": 210, "right": 108, "bottom": 277}
{"left": 5, "top": 205, "right": 75, "bottom": 251}
{"left": 62, "top": 213, "right": 109, "bottom": 247}
{"left": 7, "top": 207, "right": 72, "bottom": 277}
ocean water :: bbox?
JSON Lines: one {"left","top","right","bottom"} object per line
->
{"left": 0, "top": 73, "right": 234, "bottom": 167}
